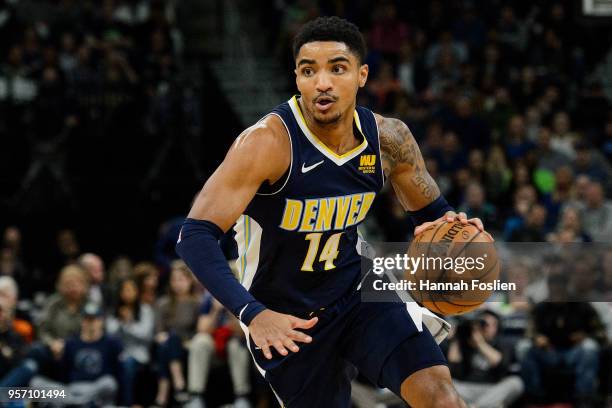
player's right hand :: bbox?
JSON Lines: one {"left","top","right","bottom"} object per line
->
{"left": 248, "top": 309, "right": 318, "bottom": 359}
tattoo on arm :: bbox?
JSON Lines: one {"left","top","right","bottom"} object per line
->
{"left": 378, "top": 117, "right": 440, "bottom": 203}
{"left": 378, "top": 117, "right": 417, "bottom": 173}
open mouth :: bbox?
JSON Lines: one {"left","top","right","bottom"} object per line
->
{"left": 315, "top": 97, "right": 335, "bottom": 112}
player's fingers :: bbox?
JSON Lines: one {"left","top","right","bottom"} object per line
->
{"left": 457, "top": 212, "right": 468, "bottom": 224}
{"left": 485, "top": 231, "right": 495, "bottom": 242}
{"left": 444, "top": 211, "right": 457, "bottom": 222}
{"left": 414, "top": 221, "right": 434, "bottom": 236}
{"left": 260, "top": 343, "right": 272, "bottom": 360}
{"left": 291, "top": 316, "right": 318, "bottom": 330}
{"left": 282, "top": 338, "right": 300, "bottom": 353}
{"left": 468, "top": 217, "right": 484, "bottom": 231}
{"left": 287, "top": 329, "right": 313, "bottom": 343}
{"left": 272, "top": 339, "right": 289, "bottom": 356}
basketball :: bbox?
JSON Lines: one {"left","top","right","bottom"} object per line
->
{"left": 406, "top": 221, "right": 500, "bottom": 316}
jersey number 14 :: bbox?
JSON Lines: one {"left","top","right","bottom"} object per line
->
{"left": 301, "top": 232, "right": 343, "bottom": 271}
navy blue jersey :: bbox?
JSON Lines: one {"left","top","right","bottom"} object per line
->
{"left": 233, "top": 96, "right": 384, "bottom": 316}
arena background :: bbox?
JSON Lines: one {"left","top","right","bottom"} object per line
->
{"left": 1, "top": 0, "right": 612, "bottom": 407}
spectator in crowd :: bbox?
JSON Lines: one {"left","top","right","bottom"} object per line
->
{"left": 550, "top": 111, "right": 579, "bottom": 159}
{"left": 430, "top": 131, "right": 466, "bottom": 174}
{"left": 524, "top": 106, "right": 542, "bottom": 142}
{"left": 509, "top": 204, "right": 547, "bottom": 242}
{"left": 79, "top": 253, "right": 111, "bottom": 308}
{"left": 535, "top": 127, "right": 571, "bottom": 172}
{"left": 503, "top": 185, "right": 538, "bottom": 240}
{"left": 369, "top": 2, "right": 409, "bottom": 62}
{"left": 484, "top": 145, "right": 511, "bottom": 206}
{"left": 55, "top": 229, "right": 81, "bottom": 267}
{"left": 154, "top": 260, "right": 201, "bottom": 406}
{"left": 2, "top": 227, "right": 22, "bottom": 257}
{"left": 458, "top": 181, "right": 498, "bottom": 231}
{"left": 107, "top": 256, "right": 134, "bottom": 291}
{"left": 504, "top": 115, "right": 535, "bottom": 162}
{"left": 187, "top": 292, "right": 251, "bottom": 408}
{"left": 448, "top": 310, "right": 524, "bottom": 408}
{"left": 466, "top": 149, "right": 485, "bottom": 183}
{"left": 549, "top": 206, "right": 592, "bottom": 243}
{"left": 1, "top": 227, "right": 27, "bottom": 289}
{"left": 366, "top": 60, "right": 402, "bottom": 111}
{"left": 521, "top": 273, "right": 604, "bottom": 405}
{"left": 0, "top": 276, "right": 33, "bottom": 343}
{"left": 31, "top": 303, "right": 123, "bottom": 407}
{"left": 0, "top": 264, "right": 88, "bottom": 386}
{"left": 578, "top": 181, "right": 612, "bottom": 242}
{"left": 106, "top": 277, "right": 155, "bottom": 407}
{"left": 39, "top": 264, "right": 89, "bottom": 346}
{"left": 0, "top": 247, "right": 28, "bottom": 295}
{"left": 134, "top": 261, "right": 160, "bottom": 306}
{"left": 497, "top": 260, "right": 531, "bottom": 318}
{"left": 446, "top": 96, "right": 490, "bottom": 151}
{"left": 0, "top": 264, "right": 91, "bottom": 387}
{"left": 0, "top": 278, "right": 28, "bottom": 381}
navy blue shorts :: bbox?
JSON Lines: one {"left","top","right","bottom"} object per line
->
{"left": 246, "top": 290, "right": 447, "bottom": 407}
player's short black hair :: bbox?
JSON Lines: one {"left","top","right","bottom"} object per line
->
{"left": 293, "top": 16, "right": 366, "bottom": 64}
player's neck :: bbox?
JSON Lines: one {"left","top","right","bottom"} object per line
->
{"left": 299, "top": 98, "right": 360, "bottom": 155}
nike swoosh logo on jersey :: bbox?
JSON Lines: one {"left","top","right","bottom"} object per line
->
{"left": 301, "top": 160, "right": 324, "bottom": 173}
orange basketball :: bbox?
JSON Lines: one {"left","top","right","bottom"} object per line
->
{"left": 406, "top": 221, "right": 500, "bottom": 316}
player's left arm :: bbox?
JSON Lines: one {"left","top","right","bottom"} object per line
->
{"left": 375, "top": 114, "right": 485, "bottom": 235}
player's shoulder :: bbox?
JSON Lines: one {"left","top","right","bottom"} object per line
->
{"left": 228, "top": 114, "right": 290, "bottom": 182}
{"left": 372, "top": 113, "right": 415, "bottom": 145}
{"left": 233, "top": 114, "right": 289, "bottom": 155}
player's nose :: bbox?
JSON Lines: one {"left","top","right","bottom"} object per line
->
{"left": 315, "top": 71, "right": 333, "bottom": 92}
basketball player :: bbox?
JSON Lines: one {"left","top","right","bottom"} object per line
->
{"left": 177, "top": 16, "right": 486, "bottom": 408}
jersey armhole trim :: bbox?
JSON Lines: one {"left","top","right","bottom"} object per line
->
{"left": 255, "top": 112, "right": 293, "bottom": 196}
{"left": 373, "top": 112, "right": 385, "bottom": 186}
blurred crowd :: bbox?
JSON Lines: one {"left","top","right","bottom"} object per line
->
{"left": 0, "top": 0, "right": 199, "bottom": 214}
{"left": 0, "top": 224, "right": 260, "bottom": 407}
{"left": 2, "top": 0, "right": 612, "bottom": 407}
{"left": 269, "top": 0, "right": 612, "bottom": 245}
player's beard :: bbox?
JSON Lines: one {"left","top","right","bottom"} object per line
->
{"left": 313, "top": 110, "right": 342, "bottom": 126}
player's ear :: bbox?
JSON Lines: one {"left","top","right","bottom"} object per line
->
{"left": 358, "top": 64, "right": 369, "bottom": 88}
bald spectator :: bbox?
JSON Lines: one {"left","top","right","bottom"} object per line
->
{"left": 577, "top": 182, "right": 612, "bottom": 242}
{"left": 79, "top": 253, "right": 111, "bottom": 307}
{"left": 0, "top": 284, "right": 27, "bottom": 383}
{"left": 0, "top": 276, "right": 33, "bottom": 343}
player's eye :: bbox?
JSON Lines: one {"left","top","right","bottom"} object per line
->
{"left": 302, "top": 67, "right": 314, "bottom": 76}
{"left": 332, "top": 65, "right": 346, "bottom": 74}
